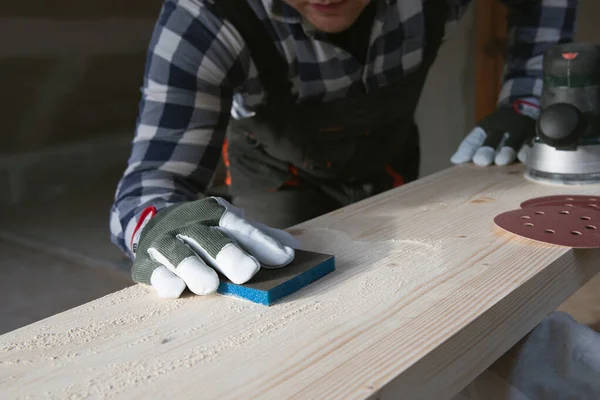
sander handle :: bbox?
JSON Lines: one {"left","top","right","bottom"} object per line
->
{"left": 536, "top": 102, "right": 587, "bottom": 150}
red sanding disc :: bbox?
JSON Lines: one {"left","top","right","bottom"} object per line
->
{"left": 522, "top": 200, "right": 599, "bottom": 211}
{"left": 494, "top": 205, "right": 600, "bottom": 248}
{"left": 521, "top": 195, "right": 599, "bottom": 209}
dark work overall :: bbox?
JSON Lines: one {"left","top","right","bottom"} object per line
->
{"left": 216, "top": 0, "right": 448, "bottom": 228}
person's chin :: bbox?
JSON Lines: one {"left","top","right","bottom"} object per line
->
{"left": 306, "top": 13, "right": 355, "bottom": 33}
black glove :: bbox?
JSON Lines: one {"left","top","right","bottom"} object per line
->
{"left": 451, "top": 97, "right": 540, "bottom": 166}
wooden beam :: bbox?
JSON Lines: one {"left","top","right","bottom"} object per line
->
{"left": 1, "top": 165, "right": 599, "bottom": 399}
{"left": 474, "top": 0, "right": 508, "bottom": 121}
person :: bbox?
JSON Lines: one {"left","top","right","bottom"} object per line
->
{"left": 109, "top": 1, "right": 600, "bottom": 397}
{"left": 109, "top": 0, "right": 578, "bottom": 297}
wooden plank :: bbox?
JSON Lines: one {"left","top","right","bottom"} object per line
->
{"left": 1, "top": 164, "right": 599, "bottom": 399}
{"left": 474, "top": 0, "right": 508, "bottom": 122}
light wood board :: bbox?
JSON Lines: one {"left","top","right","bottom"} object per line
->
{"left": 1, "top": 164, "right": 599, "bottom": 399}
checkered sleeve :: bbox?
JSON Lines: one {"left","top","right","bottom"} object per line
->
{"left": 497, "top": 0, "right": 578, "bottom": 105}
{"left": 109, "top": 0, "right": 248, "bottom": 257}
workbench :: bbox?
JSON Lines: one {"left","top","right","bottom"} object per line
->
{"left": 1, "top": 164, "right": 599, "bottom": 399}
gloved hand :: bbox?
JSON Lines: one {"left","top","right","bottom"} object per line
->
{"left": 130, "top": 197, "right": 297, "bottom": 298}
{"left": 450, "top": 97, "right": 540, "bottom": 166}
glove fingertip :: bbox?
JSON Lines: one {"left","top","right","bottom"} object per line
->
{"left": 473, "top": 147, "right": 495, "bottom": 166}
{"left": 215, "top": 244, "right": 261, "bottom": 284}
{"left": 450, "top": 153, "right": 469, "bottom": 164}
{"left": 495, "top": 147, "right": 517, "bottom": 166}
{"left": 151, "top": 266, "right": 187, "bottom": 299}
{"left": 451, "top": 126, "right": 488, "bottom": 164}
{"left": 262, "top": 245, "right": 295, "bottom": 269}
{"left": 177, "top": 257, "right": 220, "bottom": 295}
{"left": 517, "top": 145, "right": 530, "bottom": 164}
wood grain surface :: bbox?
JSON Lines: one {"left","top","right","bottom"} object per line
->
{"left": 1, "top": 165, "right": 599, "bottom": 400}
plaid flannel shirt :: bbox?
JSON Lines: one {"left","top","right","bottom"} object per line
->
{"left": 110, "top": 0, "right": 578, "bottom": 256}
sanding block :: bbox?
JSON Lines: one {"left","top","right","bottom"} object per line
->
{"left": 216, "top": 249, "right": 335, "bottom": 305}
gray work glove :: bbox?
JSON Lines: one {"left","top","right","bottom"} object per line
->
{"left": 130, "top": 197, "right": 297, "bottom": 298}
{"left": 451, "top": 97, "right": 540, "bottom": 166}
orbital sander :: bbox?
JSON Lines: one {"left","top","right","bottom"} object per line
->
{"left": 524, "top": 42, "right": 600, "bottom": 185}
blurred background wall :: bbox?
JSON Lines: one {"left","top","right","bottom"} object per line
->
{"left": 0, "top": 1, "right": 163, "bottom": 204}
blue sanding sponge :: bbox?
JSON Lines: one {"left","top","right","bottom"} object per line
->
{"left": 216, "top": 249, "right": 335, "bottom": 306}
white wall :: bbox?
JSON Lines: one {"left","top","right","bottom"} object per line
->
{"left": 417, "top": 0, "right": 599, "bottom": 178}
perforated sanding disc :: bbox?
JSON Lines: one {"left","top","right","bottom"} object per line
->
{"left": 522, "top": 200, "right": 600, "bottom": 211}
{"left": 520, "top": 195, "right": 599, "bottom": 209}
{"left": 494, "top": 205, "right": 600, "bottom": 248}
